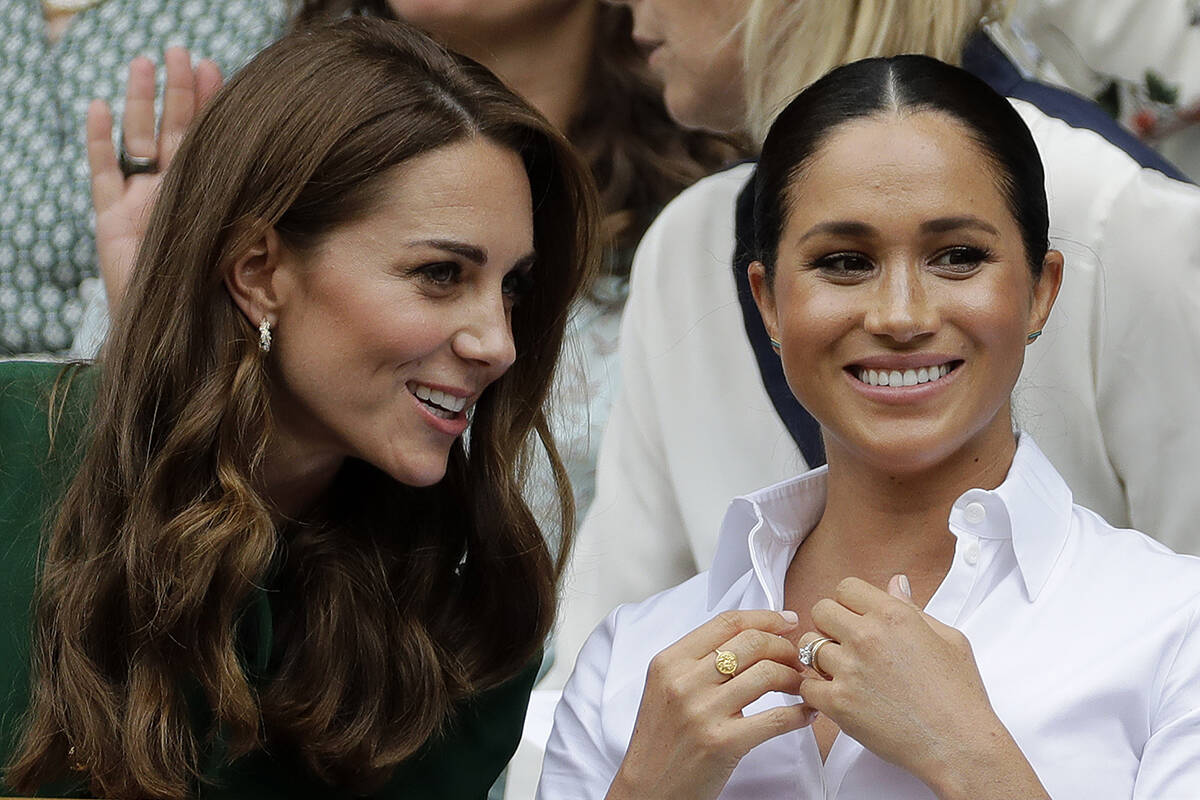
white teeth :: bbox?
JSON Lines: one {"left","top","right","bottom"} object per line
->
{"left": 855, "top": 362, "right": 956, "bottom": 387}
{"left": 411, "top": 384, "right": 467, "bottom": 414}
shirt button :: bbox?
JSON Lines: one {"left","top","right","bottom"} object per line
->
{"left": 964, "top": 541, "right": 981, "bottom": 566}
{"left": 964, "top": 501, "right": 987, "bottom": 524}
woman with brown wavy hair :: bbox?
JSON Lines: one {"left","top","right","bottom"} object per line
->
{"left": 0, "top": 16, "right": 597, "bottom": 800}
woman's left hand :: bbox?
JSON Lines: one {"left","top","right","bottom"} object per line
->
{"left": 797, "top": 575, "right": 1048, "bottom": 800}
{"left": 87, "top": 47, "right": 222, "bottom": 312}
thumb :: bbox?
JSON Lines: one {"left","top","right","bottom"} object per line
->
{"left": 887, "top": 573, "right": 917, "bottom": 606}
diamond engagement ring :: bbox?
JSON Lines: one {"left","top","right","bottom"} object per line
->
{"left": 799, "top": 636, "right": 835, "bottom": 679}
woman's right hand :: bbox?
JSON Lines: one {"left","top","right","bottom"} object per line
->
{"left": 86, "top": 47, "right": 222, "bottom": 313}
{"left": 605, "top": 609, "right": 815, "bottom": 800}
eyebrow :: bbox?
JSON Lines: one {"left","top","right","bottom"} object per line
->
{"left": 919, "top": 216, "right": 1001, "bottom": 236}
{"left": 796, "top": 215, "right": 1001, "bottom": 242}
{"left": 412, "top": 239, "right": 537, "bottom": 270}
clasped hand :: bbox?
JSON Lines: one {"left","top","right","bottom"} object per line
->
{"left": 609, "top": 575, "right": 1027, "bottom": 800}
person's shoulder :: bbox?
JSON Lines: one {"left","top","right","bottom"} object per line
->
{"left": 1068, "top": 503, "right": 1200, "bottom": 606}
{"left": 642, "top": 161, "right": 754, "bottom": 241}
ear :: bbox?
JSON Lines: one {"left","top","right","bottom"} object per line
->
{"left": 748, "top": 260, "right": 779, "bottom": 343}
{"left": 224, "top": 227, "right": 291, "bottom": 329}
{"left": 1029, "top": 249, "right": 1064, "bottom": 337}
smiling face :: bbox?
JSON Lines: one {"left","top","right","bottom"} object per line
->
{"left": 612, "top": 0, "right": 749, "bottom": 133}
{"left": 750, "top": 111, "right": 1061, "bottom": 475}
{"left": 266, "top": 137, "right": 535, "bottom": 488}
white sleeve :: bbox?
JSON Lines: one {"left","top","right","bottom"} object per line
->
{"left": 1092, "top": 169, "right": 1200, "bottom": 553}
{"left": 545, "top": 217, "right": 702, "bottom": 689}
{"left": 537, "top": 611, "right": 623, "bottom": 799}
{"left": 1132, "top": 605, "right": 1200, "bottom": 798}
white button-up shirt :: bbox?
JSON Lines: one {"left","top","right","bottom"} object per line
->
{"left": 540, "top": 436, "right": 1200, "bottom": 799}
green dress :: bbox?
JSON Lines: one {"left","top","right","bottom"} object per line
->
{"left": 0, "top": 360, "right": 538, "bottom": 798}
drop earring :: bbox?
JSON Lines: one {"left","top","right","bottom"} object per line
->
{"left": 259, "top": 318, "right": 273, "bottom": 353}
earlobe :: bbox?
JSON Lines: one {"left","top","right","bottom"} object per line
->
{"left": 748, "top": 261, "right": 780, "bottom": 348}
{"left": 224, "top": 227, "right": 289, "bottom": 330}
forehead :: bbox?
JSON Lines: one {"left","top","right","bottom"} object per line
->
{"left": 781, "top": 111, "right": 1014, "bottom": 239}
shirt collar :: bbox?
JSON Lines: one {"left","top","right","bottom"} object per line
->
{"left": 707, "top": 434, "right": 1075, "bottom": 610}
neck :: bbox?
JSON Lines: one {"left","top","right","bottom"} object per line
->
{"left": 261, "top": 417, "right": 344, "bottom": 522}
{"left": 795, "top": 417, "right": 1018, "bottom": 594}
{"left": 428, "top": 3, "right": 597, "bottom": 132}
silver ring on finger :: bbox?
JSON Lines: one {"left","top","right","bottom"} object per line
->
{"left": 799, "top": 636, "right": 835, "bottom": 679}
{"left": 118, "top": 137, "right": 159, "bottom": 177}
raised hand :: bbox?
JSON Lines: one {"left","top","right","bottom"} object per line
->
{"left": 87, "top": 47, "right": 222, "bottom": 312}
{"left": 796, "top": 576, "right": 1048, "bottom": 800}
{"left": 607, "top": 609, "right": 815, "bottom": 800}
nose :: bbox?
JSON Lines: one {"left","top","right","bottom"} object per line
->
{"left": 453, "top": 294, "right": 517, "bottom": 373}
{"left": 862, "top": 263, "right": 938, "bottom": 343}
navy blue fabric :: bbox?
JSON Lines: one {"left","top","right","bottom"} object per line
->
{"left": 731, "top": 175, "right": 827, "bottom": 468}
{"left": 731, "top": 33, "right": 1189, "bottom": 469}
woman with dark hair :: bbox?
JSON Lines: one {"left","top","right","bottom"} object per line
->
{"left": 540, "top": 55, "right": 1200, "bottom": 799}
{"left": 0, "top": 17, "right": 597, "bottom": 799}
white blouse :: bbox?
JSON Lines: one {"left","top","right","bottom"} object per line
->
{"left": 539, "top": 436, "right": 1200, "bottom": 799}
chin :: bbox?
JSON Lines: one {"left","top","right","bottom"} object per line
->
{"left": 380, "top": 454, "right": 451, "bottom": 488}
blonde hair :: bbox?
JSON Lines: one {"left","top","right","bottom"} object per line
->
{"left": 742, "top": 0, "right": 1014, "bottom": 143}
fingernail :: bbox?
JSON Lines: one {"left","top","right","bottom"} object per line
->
{"left": 898, "top": 574, "right": 912, "bottom": 598}
{"left": 780, "top": 610, "right": 799, "bottom": 624}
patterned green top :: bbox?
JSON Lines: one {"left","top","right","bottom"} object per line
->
{"left": 0, "top": 0, "right": 287, "bottom": 354}
{"left": 0, "top": 360, "right": 538, "bottom": 798}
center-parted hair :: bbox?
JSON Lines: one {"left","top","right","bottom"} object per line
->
{"left": 753, "top": 55, "right": 1048, "bottom": 281}
{"left": 9, "top": 18, "right": 598, "bottom": 799}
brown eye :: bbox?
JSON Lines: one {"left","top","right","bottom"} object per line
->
{"left": 930, "top": 246, "right": 991, "bottom": 273}
{"left": 413, "top": 262, "right": 460, "bottom": 286}
{"left": 813, "top": 253, "right": 874, "bottom": 275}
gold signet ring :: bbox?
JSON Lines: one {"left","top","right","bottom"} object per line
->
{"left": 714, "top": 649, "right": 738, "bottom": 677}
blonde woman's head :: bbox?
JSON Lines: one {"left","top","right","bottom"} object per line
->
{"left": 613, "top": 0, "right": 1011, "bottom": 144}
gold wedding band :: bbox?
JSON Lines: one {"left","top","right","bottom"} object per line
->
{"left": 714, "top": 649, "right": 738, "bottom": 677}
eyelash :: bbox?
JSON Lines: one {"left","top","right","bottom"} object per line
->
{"left": 809, "top": 246, "right": 994, "bottom": 277}
{"left": 408, "top": 262, "right": 534, "bottom": 303}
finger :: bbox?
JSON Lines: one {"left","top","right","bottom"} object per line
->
{"left": 887, "top": 573, "right": 915, "bottom": 604}
{"left": 159, "top": 47, "right": 196, "bottom": 164}
{"left": 796, "top": 675, "right": 837, "bottom": 714}
{"left": 86, "top": 100, "right": 123, "bottom": 213}
{"left": 721, "top": 659, "right": 806, "bottom": 710}
{"left": 727, "top": 702, "right": 816, "bottom": 755}
{"left": 122, "top": 56, "right": 158, "bottom": 159}
{"left": 708, "top": 627, "right": 800, "bottom": 683}
{"left": 833, "top": 576, "right": 893, "bottom": 615}
{"left": 671, "top": 609, "right": 799, "bottom": 660}
{"left": 809, "top": 597, "right": 860, "bottom": 642}
{"left": 195, "top": 59, "right": 223, "bottom": 108}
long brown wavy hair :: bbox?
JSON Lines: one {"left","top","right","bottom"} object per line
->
{"left": 8, "top": 18, "right": 598, "bottom": 799}
{"left": 292, "top": 0, "right": 746, "bottom": 281}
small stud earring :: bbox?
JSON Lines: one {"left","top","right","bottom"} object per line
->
{"left": 259, "top": 318, "right": 272, "bottom": 353}
{"left": 769, "top": 336, "right": 782, "bottom": 353}
{"left": 1026, "top": 330, "right": 1042, "bottom": 343}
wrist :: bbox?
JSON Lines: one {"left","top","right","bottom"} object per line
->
{"left": 923, "top": 717, "right": 1048, "bottom": 800}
